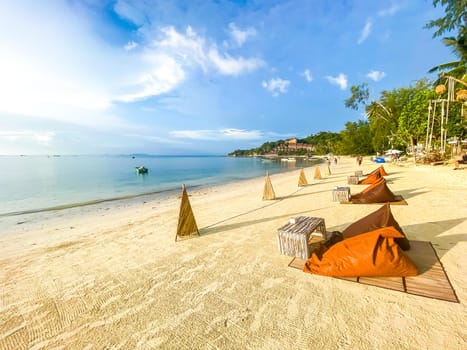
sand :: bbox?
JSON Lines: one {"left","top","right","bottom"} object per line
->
{"left": 0, "top": 156, "right": 465, "bottom": 349}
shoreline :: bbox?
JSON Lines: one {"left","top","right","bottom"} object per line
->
{"left": 0, "top": 156, "right": 323, "bottom": 218}
{"left": 0, "top": 156, "right": 465, "bottom": 349}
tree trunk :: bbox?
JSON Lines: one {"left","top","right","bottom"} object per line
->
{"left": 410, "top": 135, "right": 416, "bottom": 165}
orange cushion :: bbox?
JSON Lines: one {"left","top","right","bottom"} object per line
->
{"left": 351, "top": 178, "right": 398, "bottom": 204}
{"left": 342, "top": 203, "right": 410, "bottom": 250}
{"left": 359, "top": 171, "right": 382, "bottom": 184}
{"left": 303, "top": 227, "right": 418, "bottom": 277}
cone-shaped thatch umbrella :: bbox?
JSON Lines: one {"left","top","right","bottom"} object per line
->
{"left": 325, "top": 166, "right": 331, "bottom": 175}
{"left": 298, "top": 168, "right": 308, "bottom": 186}
{"left": 262, "top": 172, "right": 276, "bottom": 200}
{"left": 314, "top": 166, "right": 322, "bottom": 179}
{"left": 175, "top": 184, "right": 200, "bottom": 241}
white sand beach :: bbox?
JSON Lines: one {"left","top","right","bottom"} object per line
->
{"left": 0, "top": 156, "right": 466, "bottom": 349}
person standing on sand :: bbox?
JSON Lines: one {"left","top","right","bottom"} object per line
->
{"left": 334, "top": 157, "right": 338, "bottom": 165}
{"left": 357, "top": 156, "right": 362, "bottom": 166}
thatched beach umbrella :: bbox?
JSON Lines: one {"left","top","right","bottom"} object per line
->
{"left": 325, "top": 166, "right": 331, "bottom": 176}
{"left": 314, "top": 166, "right": 322, "bottom": 179}
{"left": 175, "top": 184, "right": 200, "bottom": 241}
{"left": 298, "top": 168, "right": 308, "bottom": 187}
{"left": 262, "top": 172, "right": 276, "bottom": 200}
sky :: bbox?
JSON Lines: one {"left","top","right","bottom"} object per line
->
{"left": 0, "top": 0, "right": 457, "bottom": 155}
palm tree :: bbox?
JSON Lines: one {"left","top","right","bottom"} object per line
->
{"left": 429, "top": 32, "right": 467, "bottom": 78}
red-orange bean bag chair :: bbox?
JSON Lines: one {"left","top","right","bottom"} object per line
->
{"left": 342, "top": 203, "right": 410, "bottom": 250}
{"left": 358, "top": 171, "right": 382, "bottom": 184}
{"left": 351, "top": 178, "right": 397, "bottom": 204}
{"left": 365, "top": 166, "right": 388, "bottom": 177}
{"left": 303, "top": 227, "right": 418, "bottom": 277}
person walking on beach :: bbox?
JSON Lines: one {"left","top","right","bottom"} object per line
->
{"left": 357, "top": 155, "right": 362, "bottom": 166}
{"left": 334, "top": 157, "right": 338, "bottom": 165}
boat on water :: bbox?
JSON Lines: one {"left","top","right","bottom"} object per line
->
{"left": 281, "top": 157, "right": 296, "bottom": 162}
{"left": 135, "top": 166, "right": 148, "bottom": 174}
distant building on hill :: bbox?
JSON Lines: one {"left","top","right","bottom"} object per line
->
{"left": 271, "top": 137, "right": 315, "bottom": 155}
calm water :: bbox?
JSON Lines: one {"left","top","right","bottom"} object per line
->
{"left": 0, "top": 155, "right": 320, "bottom": 216}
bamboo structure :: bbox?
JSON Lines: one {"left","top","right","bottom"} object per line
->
{"left": 262, "top": 172, "right": 276, "bottom": 200}
{"left": 175, "top": 184, "right": 200, "bottom": 241}
{"left": 426, "top": 75, "right": 467, "bottom": 154}
{"left": 314, "top": 166, "right": 322, "bottom": 180}
{"left": 298, "top": 168, "right": 308, "bottom": 187}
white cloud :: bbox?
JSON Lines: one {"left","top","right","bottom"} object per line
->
{"left": 170, "top": 128, "right": 263, "bottom": 140}
{"left": 302, "top": 69, "right": 313, "bottom": 82}
{"left": 367, "top": 70, "right": 386, "bottom": 82}
{"left": 228, "top": 23, "right": 257, "bottom": 47}
{"left": 378, "top": 3, "right": 400, "bottom": 17}
{"left": 114, "top": 0, "right": 147, "bottom": 26}
{"left": 116, "top": 54, "right": 185, "bottom": 102}
{"left": 262, "top": 78, "right": 291, "bottom": 96}
{"left": 156, "top": 26, "right": 264, "bottom": 76}
{"left": 0, "top": 130, "right": 55, "bottom": 145}
{"left": 0, "top": 2, "right": 265, "bottom": 129}
{"left": 325, "top": 73, "right": 348, "bottom": 90}
{"left": 358, "top": 19, "right": 372, "bottom": 44}
{"left": 124, "top": 41, "right": 138, "bottom": 51}
{"left": 208, "top": 49, "right": 264, "bottom": 76}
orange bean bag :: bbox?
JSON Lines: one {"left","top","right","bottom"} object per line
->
{"left": 365, "top": 166, "right": 388, "bottom": 177}
{"left": 358, "top": 171, "right": 382, "bottom": 184}
{"left": 342, "top": 203, "right": 410, "bottom": 250}
{"left": 303, "top": 227, "right": 418, "bottom": 277}
{"left": 351, "top": 178, "right": 398, "bottom": 204}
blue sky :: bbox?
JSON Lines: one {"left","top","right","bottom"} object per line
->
{"left": 0, "top": 0, "right": 455, "bottom": 155}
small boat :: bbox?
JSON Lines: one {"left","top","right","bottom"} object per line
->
{"left": 135, "top": 166, "right": 148, "bottom": 174}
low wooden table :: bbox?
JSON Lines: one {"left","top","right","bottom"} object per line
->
{"left": 277, "top": 216, "right": 326, "bottom": 259}
{"left": 347, "top": 175, "right": 359, "bottom": 184}
{"left": 332, "top": 186, "right": 350, "bottom": 202}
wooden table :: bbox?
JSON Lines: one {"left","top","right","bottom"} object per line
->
{"left": 277, "top": 216, "right": 326, "bottom": 259}
{"left": 332, "top": 186, "right": 350, "bottom": 202}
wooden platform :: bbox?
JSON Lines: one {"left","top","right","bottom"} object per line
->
{"left": 288, "top": 240, "right": 458, "bottom": 303}
{"left": 340, "top": 195, "right": 408, "bottom": 205}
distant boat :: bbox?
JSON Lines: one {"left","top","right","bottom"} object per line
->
{"left": 135, "top": 166, "right": 148, "bottom": 174}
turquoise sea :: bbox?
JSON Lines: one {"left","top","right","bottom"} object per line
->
{"left": 0, "top": 155, "right": 320, "bottom": 216}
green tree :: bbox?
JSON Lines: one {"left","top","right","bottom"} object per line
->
{"left": 399, "top": 89, "right": 437, "bottom": 152}
{"left": 428, "top": 35, "right": 467, "bottom": 77}
{"left": 344, "top": 83, "right": 369, "bottom": 110}
{"left": 339, "top": 120, "right": 374, "bottom": 155}
{"left": 301, "top": 131, "right": 341, "bottom": 155}
{"left": 425, "top": 0, "right": 466, "bottom": 38}
{"left": 426, "top": 0, "right": 467, "bottom": 78}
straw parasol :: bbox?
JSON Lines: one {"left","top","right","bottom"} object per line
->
{"left": 175, "top": 184, "right": 200, "bottom": 241}
{"left": 325, "top": 166, "right": 331, "bottom": 175}
{"left": 298, "top": 168, "right": 308, "bottom": 186}
{"left": 262, "top": 172, "right": 276, "bottom": 200}
{"left": 314, "top": 166, "right": 322, "bottom": 179}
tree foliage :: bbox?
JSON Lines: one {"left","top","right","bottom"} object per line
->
{"left": 338, "top": 120, "right": 374, "bottom": 155}
{"left": 344, "top": 83, "right": 370, "bottom": 110}
{"left": 424, "top": 0, "right": 467, "bottom": 38}
{"left": 426, "top": 0, "right": 467, "bottom": 77}
{"left": 301, "top": 132, "right": 341, "bottom": 155}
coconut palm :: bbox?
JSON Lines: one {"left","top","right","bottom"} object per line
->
{"left": 429, "top": 33, "right": 467, "bottom": 78}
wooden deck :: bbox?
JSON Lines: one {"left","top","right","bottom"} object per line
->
{"left": 288, "top": 240, "right": 458, "bottom": 303}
